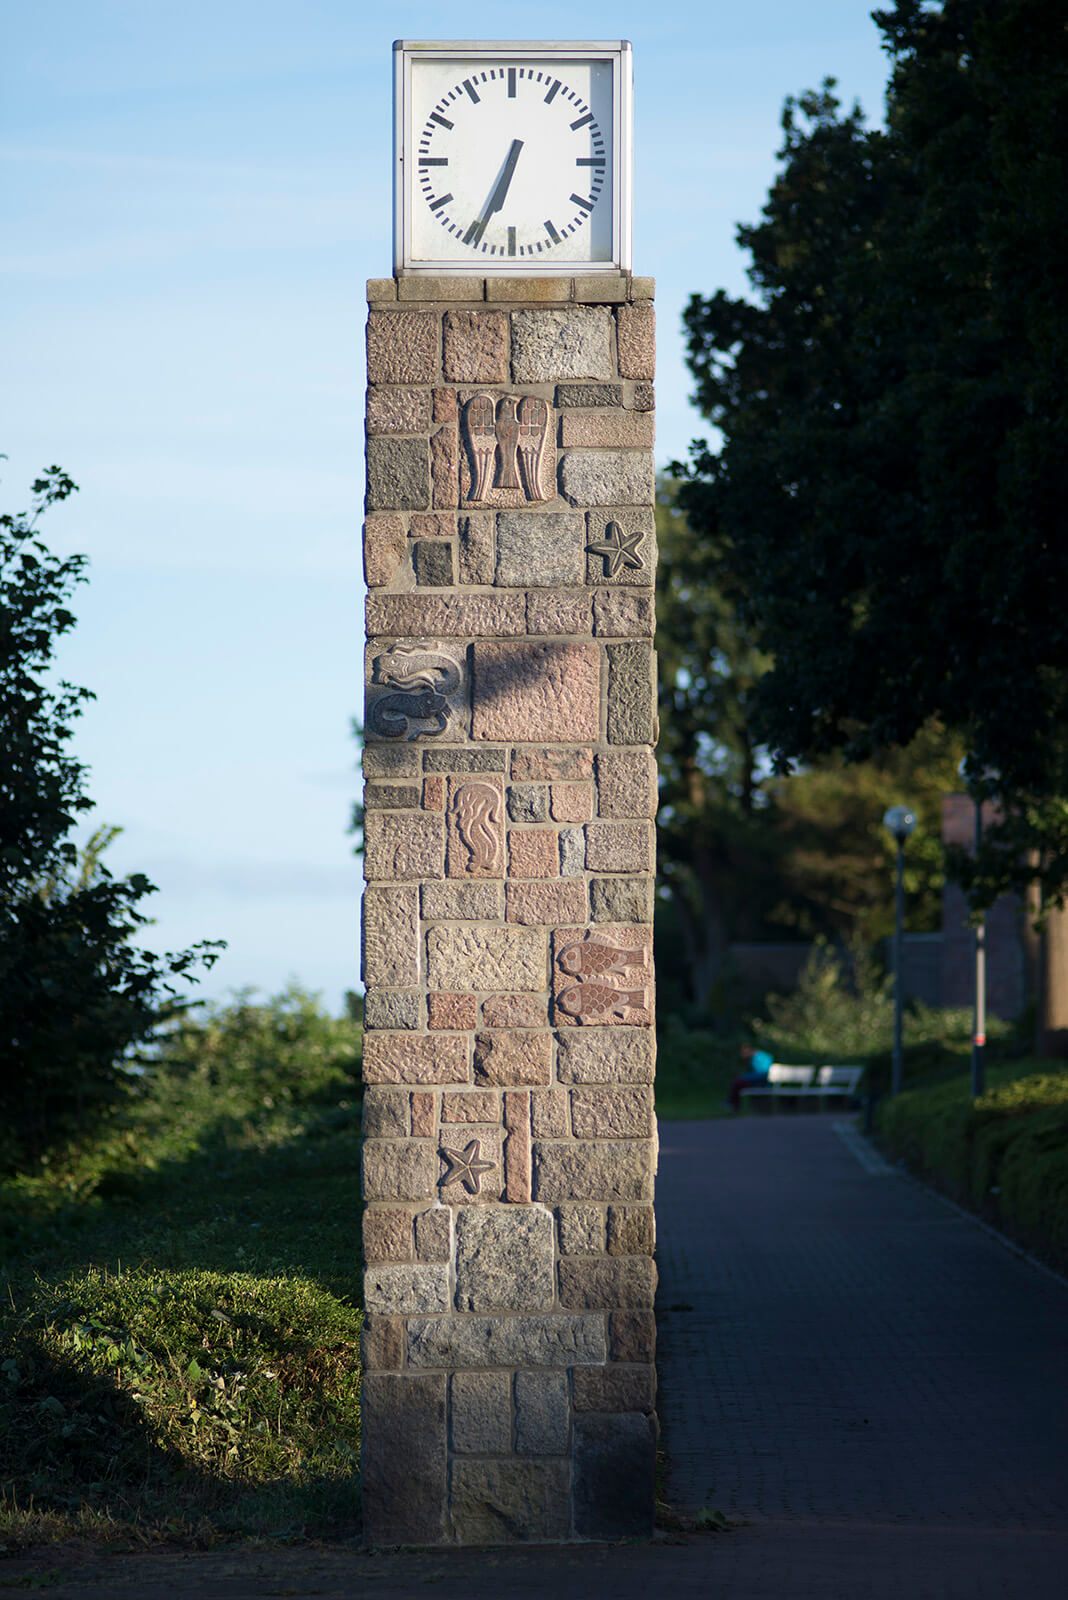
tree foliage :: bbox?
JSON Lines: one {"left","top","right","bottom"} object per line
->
{"left": 0, "top": 465, "right": 222, "bottom": 1168}
{"left": 675, "top": 0, "right": 1068, "bottom": 909}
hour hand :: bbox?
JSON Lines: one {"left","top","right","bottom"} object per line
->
{"left": 464, "top": 139, "right": 523, "bottom": 246}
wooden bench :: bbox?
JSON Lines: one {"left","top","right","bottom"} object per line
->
{"left": 741, "top": 1063, "right": 865, "bottom": 1112}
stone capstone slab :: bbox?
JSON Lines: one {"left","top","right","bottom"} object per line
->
{"left": 450, "top": 1460, "right": 570, "bottom": 1544}
{"left": 514, "top": 1370, "right": 570, "bottom": 1455}
{"left": 496, "top": 512, "right": 587, "bottom": 588}
{"left": 572, "top": 1413, "right": 657, "bottom": 1540}
{"left": 556, "top": 1028, "right": 655, "bottom": 1084}
{"left": 454, "top": 1205, "right": 555, "bottom": 1312}
{"left": 560, "top": 449, "right": 654, "bottom": 509}
{"left": 364, "top": 1263, "right": 451, "bottom": 1315}
{"left": 532, "top": 1140, "right": 654, "bottom": 1203}
{"left": 450, "top": 1370, "right": 511, "bottom": 1454}
{"left": 427, "top": 926, "right": 547, "bottom": 992}
{"left": 406, "top": 1314, "right": 606, "bottom": 1369}
{"left": 361, "top": 1373, "right": 447, "bottom": 1546}
{"left": 471, "top": 641, "right": 600, "bottom": 743}
{"left": 511, "top": 306, "right": 613, "bottom": 382}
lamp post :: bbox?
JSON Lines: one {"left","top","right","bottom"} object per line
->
{"left": 883, "top": 806, "right": 917, "bottom": 1097}
{"left": 959, "top": 759, "right": 997, "bottom": 1100}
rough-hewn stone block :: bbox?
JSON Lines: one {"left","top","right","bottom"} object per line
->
{"left": 597, "top": 751, "right": 658, "bottom": 819}
{"left": 363, "top": 1207, "right": 414, "bottom": 1263}
{"left": 362, "top": 1140, "right": 438, "bottom": 1202}
{"left": 367, "top": 591, "right": 526, "bottom": 638}
{"left": 363, "top": 991, "right": 422, "bottom": 1031}
{"left": 441, "top": 1088, "right": 499, "bottom": 1123}
{"left": 458, "top": 512, "right": 495, "bottom": 585}
{"left": 531, "top": 1087, "right": 570, "bottom": 1139}
{"left": 556, "top": 383, "right": 623, "bottom": 407}
{"left": 590, "top": 877, "right": 654, "bottom": 924}
{"left": 361, "top": 1314, "right": 405, "bottom": 1372}
{"left": 427, "top": 992, "right": 477, "bottom": 1030}
{"left": 558, "top": 1254, "right": 656, "bottom": 1310}
{"left": 363, "top": 513, "right": 407, "bottom": 587}
{"left": 606, "top": 641, "right": 656, "bottom": 745}
{"left": 482, "top": 993, "right": 547, "bottom": 1029}
{"left": 410, "top": 1090, "right": 435, "bottom": 1139}
{"left": 366, "top": 436, "right": 431, "bottom": 512}
{"left": 422, "top": 774, "right": 446, "bottom": 810}
{"left": 423, "top": 747, "right": 508, "bottom": 773}
{"left": 410, "top": 511, "right": 454, "bottom": 538}
{"left": 406, "top": 1313, "right": 605, "bottom": 1369}
{"left": 496, "top": 512, "right": 586, "bottom": 587}
{"left": 514, "top": 1371, "right": 570, "bottom": 1455}
{"left": 364, "top": 812, "right": 445, "bottom": 882}
{"left": 475, "top": 1030, "right": 552, "bottom": 1087}
{"left": 511, "top": 746, "right": 593, "bottom": 781}
{"left": 571, "top": 1087, "right": 654, "bottom": 1140}
{"left": 366, "top": 387, "right": 431, "bottom": 435}
{"left": 573, "top": 1413, "right": 656, "bottom": 1540}
{"left": 413, "top": 539, "right": 455, "bottom": 586}
{"left": 363, "top": 744, "right": 420, "bottom": 779}
{"left": 550, "top": 782, "right": 593, "bottom": 823}
{"left": 560, "top": 449, "right": 653, "bottom": 509}
{"left": 593, "top": 590, "right": 656, "bottom": 638}
{"left": 556, "top": 1205, "right": 606, "bottom": 1254}
{"left": 431, "top": 422, "right": 458, "bottom": 510}
{"left": 363, "top": 1031, "right": 469, "bottom": 1086}
{"left": 560, "top": 412, "right": 655, "bottom": 448}
{"left": 421, "top": 880, "right": 504, "bottom": 921}
{"left": 615, "top": 302, "right": 656, "bottom": 380}
{"left": 361, "top": 1087, "right": 409, "bottom": 1139}
{"left": 427, "top": 926, "right": 546, "bottom": 992}
{"left": 364, "top": 1263, "right": 451, "bottom": 1315}
{"left": 607, "top": 1205, "right": 655, "bottom": 1256}
{"left": 559, "top": 826, "right": 585, "bottom": 877}
{"left": 443, "top": 309, "right": 509, "bottom": 382}
{"left": 472, "top": 641, "right": 600, "bottom": 743}
{"left": 526, "top": 590, "right": 592, "bottom": 636}
{"left": 585, "top": 822, "right": 655, "bottom": 875}
{"left": 362, "top": 885, "right": 419, "bottom": 988}
{"left": 508, "top": 829, "right": 559, "bottom": 879}
{"left": 511, "top": 306, "right": 612, "bottom": 381}
{"left": 507, "top": 783, "right": 548, "bottom": 823}
{"left": 532, "top": 1141, "right": 654, "bottom": 1203}
{"left": 630, "top": 380, "right": 655, "bottom": 411}
{"left": 361, "top": 1373, "right": 447, "bottom": 1546}
{"left": 504, "top": 1088, "right": 531, "bottom": 1202}
{"left": 397, "top": 276, "right": 482, "bottom": 302}
{"left": 506, "top": 879, "right": 587, "bottom": 926}
{"left": 455, "top": 1205, "right": 554, "bottom": 1311}
{"left": 450, "top": 1371, "right": 511, "bottom": 1455}
{"left": 450, "top": 1460, "right": 570, "bottom": 1544}
{"left": 572, "top": 1364, "right": 656, "bottom": 1414}
{"left": 414, "top": 1206, "right": 452, "bottom": 1263}
{"left": 556, "top": 1029, "right": 655, "bottom": 1084}
{"left": 363, "top": 783, "right": 422, "bottom": 810}
{"left": 366, "top": 311, "right": 439, "bottom": 385}
{"left": 609, "top": 1309, "right": 656, "bottom": 1366}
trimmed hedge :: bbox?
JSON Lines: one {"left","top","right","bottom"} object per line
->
{"left": 875, "top": 1063, "right": 1068, "bottom": 1271}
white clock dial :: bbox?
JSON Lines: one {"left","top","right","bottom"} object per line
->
{"left": 410, "top": 60, "right": 612, "bottom": 264}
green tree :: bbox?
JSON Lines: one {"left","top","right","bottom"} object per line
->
{"left": 0, "top": 465, "right": 222, "bottom": 1166}
{"left": 675, "top": 0, "right": 1068, "bottom": 1046}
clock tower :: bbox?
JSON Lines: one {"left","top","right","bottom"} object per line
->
{"left": 360, "top": 40, "right": 657, "bottom": 1548}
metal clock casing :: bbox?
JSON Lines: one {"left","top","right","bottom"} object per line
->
{"left": 393, "top": 40, "right": 633, "bottom": 275}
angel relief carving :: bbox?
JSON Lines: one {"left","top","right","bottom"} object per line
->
{"left": 462, "top": 393, "right": 550, "bottom": 504}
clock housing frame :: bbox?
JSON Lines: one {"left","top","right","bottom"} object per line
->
{"left": 393, "top": 39, "right": 633, "bottom": 276}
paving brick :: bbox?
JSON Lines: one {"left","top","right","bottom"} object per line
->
{"left": 472, "top": 641, "right": 600, "bottom": 742}
{"left": 475, "top": 1030, "right": 552, "bottom": 1087}
{"left": 366, "top": 311, "right": 439, "bottom": 384}
{"left": 443, "top": 309, "right": 509, "bottom": 382}
{"left": 615, "top": 302, "right": 656, "bottom": 380}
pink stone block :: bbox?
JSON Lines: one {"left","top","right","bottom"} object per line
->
{"left": 472, "top": 641, "right": 600, "bottom": 743}
{"left": 508, "top": 830, "right": 559, "bottom": 879}
{"left": 550, "top": 783, "right": 594, "bottom": 823}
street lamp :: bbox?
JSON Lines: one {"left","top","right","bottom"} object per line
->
{"left": 959, "top": 758, "right": 998, "bottom": 1100}
{"left": 883, "top": 805, "right": 917, "bottom": 1097}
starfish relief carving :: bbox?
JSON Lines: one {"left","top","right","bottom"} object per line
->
{"left": 586, "top": 519, "right": 645, "bottom": 577}
{"left": 438, "top": 1138, "right": 495, "bottom": 1196}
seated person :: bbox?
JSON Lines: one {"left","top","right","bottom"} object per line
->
{"left": 728, "top": 1043, "right": 774, "bottom": 1111}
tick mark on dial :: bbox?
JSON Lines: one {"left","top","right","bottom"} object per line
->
{"left": 545, "top": 220, "right": 561, "bottom": 244}
{"left": 419, "top": 158, "right": 448, "bottom": 166}
{"left": 430, "top": 112, "right": 453, "bottom": 130}
{"left": 429, "top": 193, "right": 452, "bottom": 211}
{"left": 570, "top": 112, "right": 593, "bottom": 130}
{"left": 508, "top": 67, "right": 516, "bottom": 97}
{"left": 463, "top": 79, "right": 480, "bottom": 103}
{"left": 545, "top": 80, "right": 561, "bottom": 103}
{"left": 570, "top": 193, "right": 595, "bottom": 213}
{"left": 508, "top": 227, "right": 516, "bottom": 256}
{"left": 576, "top": 157, "right": 605, "bottom": 167}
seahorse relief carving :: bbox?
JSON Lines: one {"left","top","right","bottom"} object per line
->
{"left": 452, "top": 781, "right": 504, "bottom": 876}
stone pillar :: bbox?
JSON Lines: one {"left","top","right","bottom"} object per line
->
{"left": 361, "top": 274, "right": 658, "bottom": 1546}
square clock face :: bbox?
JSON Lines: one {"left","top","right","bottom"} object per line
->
{"left": 394, "top": 40, "right": 633, "bottom": 274}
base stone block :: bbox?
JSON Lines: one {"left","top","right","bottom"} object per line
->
{"left": 362, "top": 1374, "right": 447, "bottom": 1546}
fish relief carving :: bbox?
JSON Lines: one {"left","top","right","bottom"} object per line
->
{"left": 369, "top": 645, "right": 462, "bottom": 741}
{"left": 557, "top": 982, "right": 648, "bottom": 1022}
{"left": 462, "top": 393, "right": 550, "bottom": 504}
{"left": 553, "top": 930, "right": 650, "bottom": 1025}
{"left": 452, "top": 781, "right": 504, "bottom": 875}
{"left": 557, "top": 938, "right": 647, "bottom": 979}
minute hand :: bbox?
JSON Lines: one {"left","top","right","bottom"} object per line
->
{"left": 468, "top": 139, "right": 523, "bottom": 245}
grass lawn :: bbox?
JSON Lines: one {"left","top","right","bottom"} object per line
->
{"left": 0, "top": 993, "right": 364, "bottom": 1550}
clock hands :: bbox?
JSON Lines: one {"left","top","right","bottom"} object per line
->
{"left": 463, "top": 138, "right": 523, "bottom": 246}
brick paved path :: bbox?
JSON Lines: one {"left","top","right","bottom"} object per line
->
{"left": 655, "top": 1114, "right": 1068, "bottom": 1596}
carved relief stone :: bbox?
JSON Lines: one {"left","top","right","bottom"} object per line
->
{"left": 552, "top": 925, "right": 653, "bottom": 1027}
{"left": 447, "top": 775, "right": 505, "bottom": 879}
{"left": 461, "top": 393, "right": 554, "bottom": 507}
{"left": 365, "top": 641, "right": 466, "bottom": 743}
{"left": 586, "top": 519, "right": 645, "bottom": 578}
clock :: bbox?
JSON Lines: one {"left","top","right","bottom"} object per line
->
{"left": 393, "top": 40, "right": 633, "bottom": 275}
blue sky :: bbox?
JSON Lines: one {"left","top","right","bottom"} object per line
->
{"left": 3, "top": 2, "right": 890, "bottom": 1012}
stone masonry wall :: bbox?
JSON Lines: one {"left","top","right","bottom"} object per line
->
{"left": 360, "top": 274, "right": 658, "bottom": 1546}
